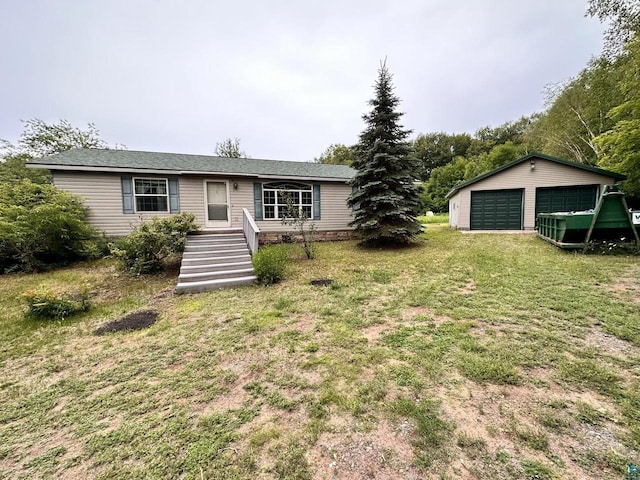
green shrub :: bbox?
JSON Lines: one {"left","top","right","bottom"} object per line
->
{"left": 23, "top": 286, "right": 90, "bottom": 319}
{"left": 252, "top": 245, "right": 288, "bottom": 285}
{"left": 0, "top": 180, "right": 99, "bottom": 273}
{"left": 109, "top": 213, "right": 199, "bottom": 275}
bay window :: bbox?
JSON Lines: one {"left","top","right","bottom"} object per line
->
{"left": 263, "top": 182, "right": 313, "bottom": 219}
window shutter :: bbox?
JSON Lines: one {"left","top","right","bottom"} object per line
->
{"left": 168, "top": 178, "right": 180, "bottom": 213}
{"left": 350, "top": 183, "right": 359, "bottom": 212}
{"left": 313, "top": 184, "right": 321, "bottom": 220}
{"left": 253, "top": 182, "right": 263, "bottom": 221}
{"left": 121, "top": 176, "right": 134, "bottom": 214}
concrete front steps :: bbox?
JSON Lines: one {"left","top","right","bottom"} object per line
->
{"left": 176, "top": 230, "right": 257, "bottom": 294}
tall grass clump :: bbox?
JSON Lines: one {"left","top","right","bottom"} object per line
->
{"left": 418, "top": 213, "right": 449, "bottom": 224}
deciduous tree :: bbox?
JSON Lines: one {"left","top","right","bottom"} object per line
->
{"left": 0, "top": 152, "right": 49, "bottom": 185}
{"left": 412, "top": 132, "right": 471, "bottom": 181}
{"left": 467, "top": 117, "right": 534, "bottom": 157}
{"left": 420, "top": 157, "right": 468, "bottom": 213}
{"left": 314, "top": 144, "right": 355, "bottom": 165}
{"left": 526, "top": 59, "right": 624, "bottom": 164}
{"left": 1, "top": 118, "right": 119, "bottom": 184}
{"left": 594, "top": 34, "right": 640, "bottom": 203}
{"left": 587, "top": 0, "right": 640, "bottom": 57}
{"left": 1, "top": 119, "right": 110, "bottom": 158}
{"left": 214, "top": 138, "right": 248, "bottom": 158}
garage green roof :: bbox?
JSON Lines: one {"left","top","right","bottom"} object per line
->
{"left": 446, "top": 152, "right": 626, "bottom": 198}
{"left": 29, "top": 148, "right": 355, "bottom": 181}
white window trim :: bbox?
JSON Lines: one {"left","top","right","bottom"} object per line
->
{"left": 133, "top": 177, "right": 170, "bottom": 213}
{"left": 263, "top": 183, "right": 313, "bottom": 220}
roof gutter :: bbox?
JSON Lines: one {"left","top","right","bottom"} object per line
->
{"left": 256, "top": 173, "right": 351, "bottom": 182}
{"left": 28, "top": 164, "right": 191, "bottom": 176}
{"left": 27, "top": 163, "right": 353, "bottom": 182}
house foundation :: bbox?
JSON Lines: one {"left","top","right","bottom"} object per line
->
{"left": 258, "top": 230, "right": 353, "bottom": 245}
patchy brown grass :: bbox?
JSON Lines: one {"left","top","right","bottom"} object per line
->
{"left": 1, "top": 227, "right": 639, "bottom": 479}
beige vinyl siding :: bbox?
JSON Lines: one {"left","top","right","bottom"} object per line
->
{"left": 227, "top": 179, "right": 254, "bottom": 228}
{"left": 452, "top": 159, "right": 616, "bottom": 230}
{"left": 449, "top": 193, "right": 461, "bottom": 228}
{"left": 52, "top": 171, "right": 353, "bottom": 236}
{"left": 53, "top": 172, "right": 207, "bottom": 236}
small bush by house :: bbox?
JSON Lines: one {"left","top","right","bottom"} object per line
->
{"left": 252, "top": 245, "right": 288, "bottom": 285}
{"left": 109, "top": 213, "right": 199, "bottom": 275}
{"left": 0, "top": 180, "right": 99, "bottom": 273}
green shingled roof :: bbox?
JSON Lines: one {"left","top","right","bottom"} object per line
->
{"left": 29, "top": 148, "right": 356, "bottom": 180}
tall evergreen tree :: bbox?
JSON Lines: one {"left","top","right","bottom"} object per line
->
{"left": 347, "top": 61, "right": 422, "bottom": 246}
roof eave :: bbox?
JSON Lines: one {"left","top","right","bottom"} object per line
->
{"left": 28, "top": 164, "right": 194, "bottom": 176}
{"left": 28, "top": 163, "right": 353, "bottom": 182}
{"left": 256, "top": 173, "right": 352, "bottom": 182}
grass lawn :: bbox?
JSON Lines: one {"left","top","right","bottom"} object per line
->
{"left": 1, "top": 224, "right": 639, "bottom": 479}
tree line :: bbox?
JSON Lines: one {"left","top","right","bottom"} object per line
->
{"left": 317, "top": 0, "right": 640, "bottom": 211}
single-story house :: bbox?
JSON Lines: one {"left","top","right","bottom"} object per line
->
{"left": 29, "top": 148, "right": 356, "bottom": 241}
{"left": 446, "top": 152, "right": 626, "bottom": 231}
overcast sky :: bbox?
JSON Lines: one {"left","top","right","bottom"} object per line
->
{"left": 1, "top": 1, "right": 605, "bottom": 161}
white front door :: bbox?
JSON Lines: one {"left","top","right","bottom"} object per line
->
{"left": 205, "top": 181, "right": 231, "bottom": 228}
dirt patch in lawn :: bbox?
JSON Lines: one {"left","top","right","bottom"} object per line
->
{"left": 605, "top": 265, "right": 640, "bottom": 303}
{"left": 400, "top": 307, "right": 452, "bottom": 324}
{"left": 361, "top": 323, "right": 389, "bottom": 343}
{"left": 437, "top": 372, "right": 638, "bottom": 480}
{"left": 309, "top": 419, "right": 422, "bottom": 480}
{"left": 94, "top": 310, "right": 159, "bottom": 335}
{"left": 585, "top": 327, "right": 639, "bottom": 358}
{"left": 152, "top": 286, "right": 175, "bottom": 300}
{"left": 459, "top": 279, "right": 476, "bottom": 295}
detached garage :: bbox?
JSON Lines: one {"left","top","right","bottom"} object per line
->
{"left": 447, "top": 153, "right": 625, "bottom": 231}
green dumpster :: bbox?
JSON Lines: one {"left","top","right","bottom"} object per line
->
{"left": 537, "top": 185, "right": 640, "bottom": 250}
{"left": 537, "top": 212, "right": 593, "bottom": 248}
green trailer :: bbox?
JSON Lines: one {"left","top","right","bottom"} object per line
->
{"left": 537, "top": 185, "right": 640, "bottom": 250}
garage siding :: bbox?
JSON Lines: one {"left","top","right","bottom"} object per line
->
{"left": 452, "top": 159, "right": 617, "bottom": 231}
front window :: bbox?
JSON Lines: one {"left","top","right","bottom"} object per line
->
{"left": 263, "top": 182, "right": 312, "bottom": 219}
{"left": 134, "top": 178, "right": 169, "bottom": 212}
